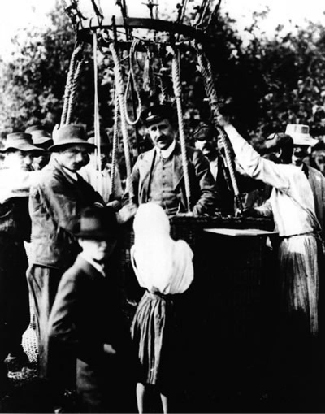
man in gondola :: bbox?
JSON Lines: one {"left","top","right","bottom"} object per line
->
{"left": 119, "top": 104, "right": 217, "bottom": 220}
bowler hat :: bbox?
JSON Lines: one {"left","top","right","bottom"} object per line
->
{"left": 285, "top": 124, "right": 318, "bottom": 146}
{"left": 70, "top": 206, "right": 119, "bottom": 240}
{"left": 141, "top": 104, "right": 176, "bottom": 127}
{"left": 29, "top": 129, "right": 53, "bottom": 147}
{"left": 1, "top": 132, "right": 45, "bottom": 153}
{"left": 49, "top": 124, "right": 96, "bottom": 151}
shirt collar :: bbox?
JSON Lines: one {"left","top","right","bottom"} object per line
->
{"left": 80, "top": 251, "right": 106, "bottom": 276}
{"left": 158, "top": 139, "right": 176, "bottom": 159}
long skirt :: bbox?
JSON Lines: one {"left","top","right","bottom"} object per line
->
{"left": 131, "top": 290, "right": 180, "bottom": 390}
{"left": 279, "top": 233, "right": 319, "bottom": 335}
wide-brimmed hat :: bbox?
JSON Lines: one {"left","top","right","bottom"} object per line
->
{"left": 49, "top": 124, "right": 96, "bottom": 152}
{"left": 29, "top": 129, "right": 53, "bottom": 147}
{"left": 87, "top": 129, "right": 111, "bottom": 150}
{"left": 0, "top": 132, "right": 45, "bottom": 153}
{"left": 25, "top": 125, "right": 43, "bottom": 134}
{"left": 70, "top": 206, "right": 119, "bottom": 240}
{"left": 285, "top": 124, "right": 318, "bottom": 146}
{"left": 141, "top": 104, "right": 176, "bottom": 127}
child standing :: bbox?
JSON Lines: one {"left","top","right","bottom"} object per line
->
{"left": 47, "top": 206, "right": 136, "bottom": 413}
{"left": 130, "top": 202, "right": 194, "bottom": 414}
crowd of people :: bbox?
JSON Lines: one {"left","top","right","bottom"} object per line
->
{"left": 0, "top": 104, "right": 324, "bottom": 412}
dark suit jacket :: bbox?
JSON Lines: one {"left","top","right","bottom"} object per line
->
{"left": 47, "top": 255, "right": 135, "bottom": 411}
{"left": 29, "top": 158, "right": 104, "bottom": 269}
{"left": 48, "top": 255, "right": 132, "bottom": 368}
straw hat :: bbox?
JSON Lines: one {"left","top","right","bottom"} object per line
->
{"left": 285, "top": 124, "right": 318, "bottom": 146}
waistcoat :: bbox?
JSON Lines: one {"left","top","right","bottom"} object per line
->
{"left": 149, "top": 155, "right": 179, "bottom": 215}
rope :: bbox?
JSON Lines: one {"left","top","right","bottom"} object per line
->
{"left": 143, "top": 49, "right": 151, "bottom": 92}
{"left": 196, "top": 43, "right": 243, "bottom": 215}
{"left": 93, "top": 30, "right": 103, "bottom": 195}
{"left": 61, "top": 42, "right": 83, "bottom": 126}
{"left": 123, "top": 39, "right": 142, "bottom": 125}
{"left": 110, "top": 41, "right": 133, "bottom": 206}
{"left": 110, "top": 90, "right": 119, "bottom": 199}
{"left": 171, "top": 51, "right": 191, "bottom": 212}
{"left": 66, "top": 57, "right": 84, "bottom": 123}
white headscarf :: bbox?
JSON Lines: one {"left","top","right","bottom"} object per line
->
{"left": 131, "top": 202, "right": 193, "bottom": 294}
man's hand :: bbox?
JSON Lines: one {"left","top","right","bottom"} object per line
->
{"left": 103, "top": 344, "right": 116, "bottom": 355}
{"left": 216, "top": 114, "right": 232, "bottom": 128}
{"left": 117, "top": 203, "right": 138, "bottom": 223}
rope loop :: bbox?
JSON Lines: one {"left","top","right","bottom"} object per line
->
{"left": 123, "top": 39, "right": 142, "bottom": 125}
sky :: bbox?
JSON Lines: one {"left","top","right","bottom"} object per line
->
{"left": 1, "top": 0, "right": 325, "bottom": 59}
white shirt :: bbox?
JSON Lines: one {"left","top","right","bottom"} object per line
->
{"left": 224, "top": 124, "right": 315, "bottom": 237}
{"left": 159, "top": 139, "right": 177, "bottom": 159}
{"left": 80, "top": 163, "right": 123, "bottom": 203}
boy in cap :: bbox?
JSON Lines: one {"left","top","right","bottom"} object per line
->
{"left": 47, "top": 206, "right": 136, "bottom": 413}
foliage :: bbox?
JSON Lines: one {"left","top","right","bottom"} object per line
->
{"left": 2, "top": 0, "right": 325, "bottom": 148}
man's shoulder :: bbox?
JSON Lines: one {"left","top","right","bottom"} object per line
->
{"left": 136, "top": 148, "right": 155, "bottom": 165}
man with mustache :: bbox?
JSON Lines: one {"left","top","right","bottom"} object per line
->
{"left": 121, "top": 105, "right": 216, "bottom": 219}
{"left": 28, "top": 124, "right": 105, "bottom": 411}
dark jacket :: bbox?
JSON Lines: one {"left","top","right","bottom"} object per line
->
{"left": 47, "top": 255, "right": 135, "bottom": 411}
{"left": 28, "top": 158, "right": 104, "bottom": 270}
{"left": 130, "top": 142, "right": 216, "bottom": 215}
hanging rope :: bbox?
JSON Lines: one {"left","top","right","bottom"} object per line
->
{"left": 66, "top": 57, "right": 84, "bottom": 124}
{"left": 110, "top": 41, "right": 133, "bottom": 206}
{"left": 61, "top": 42, "right": 84, "bottom": 125}
{"left": 123, "top": 39, "right": 142, "bottom": 125}
{"left": 196, "top": 43, "right": 243, "bottom": 216}
{"left": 92, "top": 30, "right": 103, "bottom": 195}
{"left": 110, "top": 89, "right": 119, "bottom": 200}
{"left": 171, "top": 50, "right": 191, "bottom": 212}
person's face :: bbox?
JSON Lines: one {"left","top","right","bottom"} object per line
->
{"left": 32, "top": 153, "right": 50, "bottom": 171}
{"left": 293, "top": 145, "right": 309, "bottom": 167}
{"left": 79, "top": 238, "right": 117, "bottom": 264}
{"left": 23, "top": 152, "right": 34, "bottom": 170}
{"left": 312, "top": 150, "right": 325, "bottom": 174}
{"left": 4, "top": 150, "right": 25, "bottom": 170}
{"left": 195, "top": 139, "right": 215, "bottom": 157}
{"left": 57, "top": 145, "right": 90, "bottom": 172}
{"left": 147, "top": 119, "right": 176, "bottom": 150}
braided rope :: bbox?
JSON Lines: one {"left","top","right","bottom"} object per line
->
{"left": 123, "top": 39, "right": 142, "bottom": 125}
{"left": 143, "top": 49, "right": 151, "bottom": 92}
{"left": 110, "top": 90, "right": 119, "bottom": 199}
{"left": 110, "top": 42, "right": 133, "bottom": 205}
{"left": 171, "top": 52, "right": 191, "bottom": 211}
{"left": 93, "top": 31, "right": 103, "bottom": 194}
{"left": 196, "top": 45, "right": 242, "bottom": 215}
{"left": 61, "top": 42, "right": 83, "bottom": 126}
{"left": 66, "top": 58, "right": 83, "bottom": 124}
